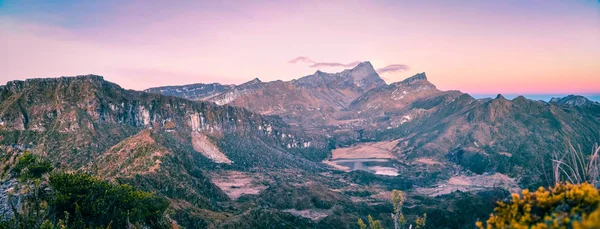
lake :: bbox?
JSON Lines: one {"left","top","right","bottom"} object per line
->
{"left": 329, "top": 158, "right": 398, "bottom": 176}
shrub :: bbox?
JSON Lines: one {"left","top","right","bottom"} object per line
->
{"left": 476, "top": 183, "right": 600, "bottom": 229}
{"left": 13, "top": 151, "right": 53, "bottom": 180}
{"left": 49, "top": 172, "right": 170, "bottom": 228}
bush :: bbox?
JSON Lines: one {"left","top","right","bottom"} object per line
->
{"left": 49, "top": 172, "right": 170, "bottom": 228}
{"left": 476, "top": 183, "right": 600, "bottom": 229}
{"left": 13, "top": 151, "right": 53, "bottom": 180}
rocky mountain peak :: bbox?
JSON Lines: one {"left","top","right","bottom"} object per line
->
{"left": 550, "top": 95, "right": 594, "bottom": 107}
{"left": 242, "top": 77, "right": 262, "bottom": 85}
{"left": 512, "top": 95, "right": 528, "bottom": 104}
{"left": 344, "top": 61, "right": 385, "bottom": 90}
{"left": 350, "top": 61, "right": 375, "bottom": 72}
{"left": 391, "top": 73, "right": 432, "bottom": 89}
{"left": 292, "top": 61, "right": 384, "bottom": 91}
{"left": 400, "top": 72, "right": 427, "bottom": 84}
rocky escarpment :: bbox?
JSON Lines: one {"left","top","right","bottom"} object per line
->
{"left": 0, "top": 75, "right": 329, "bottom": 169}
{"left": 145, "top": 82, "right": 234, "bottom": 101}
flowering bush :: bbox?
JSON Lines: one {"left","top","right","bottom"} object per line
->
{"left": 477, "top": 183, "right": 600, "bottom": 229}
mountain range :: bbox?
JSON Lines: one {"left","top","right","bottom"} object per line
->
{"left": 1, "top": 62, "right": 599, "bottom": 228}
{"left": 146, "top": 62, "right": 600, "bottom": 187}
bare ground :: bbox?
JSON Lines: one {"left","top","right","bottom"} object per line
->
{"left": 415, "top": 173, "right": 519, "bottom": 197}
{"left": 191, "top": 132, "right": 232, "bottom": 164}
{"left": 282, "top": 209, "right": 331, "bottom": 221}
{"left": 330, "top": 139, "right": 400, "bottom": 159}
{"left": 210, "top": 171, "right": 267, "bottom": 200}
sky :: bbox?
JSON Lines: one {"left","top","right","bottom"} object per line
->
{"left": 0, "top": 0, "right": 599, "bottom": 96}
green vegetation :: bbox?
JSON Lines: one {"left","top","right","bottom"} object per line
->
{"left": 2, "top": 172, "right": 170, "bottom": 229}
{"left": 358, "top": 215, "right": 384, "bottom": 229}
{"left": 13, "top": 151, "right": 52, "bottom": 181}
{"left": 477, "top": 143, "right": 600, "bottom": 228}
{"left": 1, "top": 152, "right": 170, "bottom": 229}
{"left": 359, "top": 190, "right": 427, "bottom": 229}
{"left": 476, "top": 183, "right": 600, "bottom": 229}
{"left": 50, "top": 172, "right": 170, "bottom": 228}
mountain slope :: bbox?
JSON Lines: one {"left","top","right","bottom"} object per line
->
{"left": 338, "top": 90, "right": 600, "bottom": 187}
{"left": 0, "top": 75, "right": 329, "bottom": 169}
{"left": 0, "top": 75, "right": 344, "bottom": 227}
{"left": 145, "top": 62, "right": 386, "bottom": 127}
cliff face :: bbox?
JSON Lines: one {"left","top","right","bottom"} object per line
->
{"left": 0, "top": 75, "right": 329, "bottom": 169}
{"left": 145, "top": 82, "right": 235, "bottom": 101}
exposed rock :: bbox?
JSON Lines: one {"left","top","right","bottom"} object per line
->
{"left": 191, "top": 132, "right": 232, "bottom": 164}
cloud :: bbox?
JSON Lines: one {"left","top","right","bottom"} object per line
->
{"left": 288, "top": 56, "right": 313, "bottom": 64}
{"left": 287, "top": 56, "right": 360, "bottom": 68}
{"left": 376, "top": 64, "right": 410, "bottom": 74}
{"left": 288, "top": 56, "right": 410, "bottom": 74}
{"left": 310, "top": 61, "right": 361, "bottom": 68}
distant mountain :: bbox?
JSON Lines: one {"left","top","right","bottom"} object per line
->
{"left": 145, "top": 82, "right": 234, "bottom": 101}
{"left": 145, "top": 61, "right": 386, "bottom": 127}
{"left": 472, "top": 94, "right": 600, "bottom": 102}
{"left": 550, "top": 95, "right": 599, "bottom": 107}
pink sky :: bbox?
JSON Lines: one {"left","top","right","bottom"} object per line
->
{"left": 0, "top": 0, "right": 598, "bottom": 94}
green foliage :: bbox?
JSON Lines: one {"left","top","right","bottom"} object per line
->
{"left": 1, "top": 172, "right": 170, "bottom": 229}
{"left": 40, "top": 220, "right": 54, "bottom": 229}
{"left": 359, "top": 190, "right": 427, "bottom": 229}
{"left": 358, "top": 218, "right": 367, "bottom": 229}
{"left": 49, "top": 172, "right": 170, "bottom": 229}
{"left": 415, "top": 213, "right": 426, "bottom": 229}
{"left": 367, "top": 215, "right": 384, "bottom": 229}
{"left": 13, "top": 151, "right": 53, "bottom": 180}
{"left": 392, "top": 190, "right": 406, "bottom": 228}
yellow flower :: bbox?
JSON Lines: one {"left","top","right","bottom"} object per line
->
{"left": 477, "top": 183, "right": 600, "bottom": 229}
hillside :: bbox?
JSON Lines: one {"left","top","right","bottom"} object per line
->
{"left": 147, "top": 65, "right": 600, "bottom": 190}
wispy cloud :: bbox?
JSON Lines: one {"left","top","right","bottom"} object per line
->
{"left": 376, "top": 64, "right": 410, "bottom": 74}
{"left": 288, "top": 56, "right": 360, "bottom": 68}
{"left": 288, "top": 56, "right": 409, "bottom": 74}
{"left": 288, "top": 56, "right": 313, "bottom": 64}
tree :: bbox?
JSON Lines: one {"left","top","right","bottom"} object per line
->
{"left": 358, "top": 218, "right": 368, "bottom": 229}
{"left": 391, "top": 190, "right": 406, "bottom": 229}
{"left": 358, "top": 190, "right": 426, "bottom": 229}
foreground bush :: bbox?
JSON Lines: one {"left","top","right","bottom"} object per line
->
{"left": 1, "top": 172, "right": 170, "bottom": 229}
{"left": 476, "top": 183, "right": 600, "bottom": 229}
{"left": 49, "top": 172, "right": 170, "bottom": 228}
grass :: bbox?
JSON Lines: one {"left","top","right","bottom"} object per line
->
{"left": 552, "top": 140, "right": 600, "bottom": 186}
